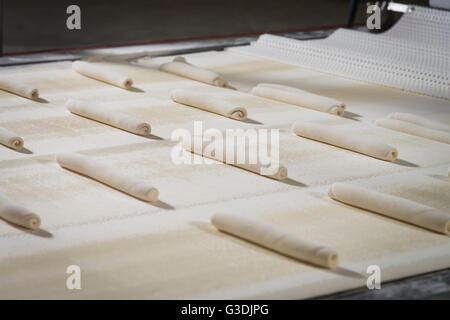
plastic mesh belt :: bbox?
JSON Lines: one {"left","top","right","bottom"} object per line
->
{"left": 231, "top": 5, "right": 450, "bottom": 100}
{"left": 384, "top": 5, "right": 450, "bottom": 49}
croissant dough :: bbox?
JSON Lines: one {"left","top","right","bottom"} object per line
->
{"left": 211, "top": 212, "right": 339, "bottom": 269}
{"left": 0, "top": 193, "right": 41, "bottom": 230}
{"left": 388, "top": 112, "right": 450, "bottom": 132}
{"left": 329, "top": 182, "right": 450, "bottom": 235}
{"left": 160, "top": 57, "right": 229, "bottom": 87}
{"left": 171, "top": 89, "right": 247, "bottom": 121}
{"left": 0, "top": 78, "right": 39, "bottom": 99}
{"left": 182, "top": 136, "right": 287, "bottom": 180}
{"left": 0, "top": 126, "right": 24, "bottom": 150}
{"left": 56, "top": 153, "right": 159, "bottom": 202}
{"left": 72, "top": 61, "right": 133, "bottom": 89}
{"left": 291, "top": 122, "right": 398, "bottom": 161}
{"left": 376, "top": 118, "right": 450, "bottom": 144}
{"left": 66, "top": 99, "right": 151, "bottom": 136}
{"left": 252, "top": 83, "right": 345, "bottom": 116}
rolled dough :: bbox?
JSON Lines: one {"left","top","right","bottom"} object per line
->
{"left": 252, "top": 83, "right": 345, "bottom": 116}
{"left": 72, "top": 61, "right": 133, "bottom": 89}
{"left": 0, "top": 193, "right": 41, "bottom": 230}
{"left": 291, "top": 122, "right": 398, "bottom": 161}
{"left": 183, "top": 136, "right": 288, "bottom": 181}
{"left": 0, "top": 126, "right": 24, "bottom": 150}
{"left": 66, "top": 99, "right": 151, "bottom": 136}
{"left": 376, "top": 118, "right": 450, "bottom": 144}
{"left": 388, "top": 112, "right": 450, "bottom": 132}
{"left": 56, "top": 152, "right": 159, "bottom": 202}
{"left": 329, "top": 182, "right": 450, "bottom": 235}
{"left": 171, "top": 89, "right": 247, "bottom": 121}
{"left": 211, "top": 212, "right": 339, "bottom": 269}
{"left": 0, "top": 78, "right": 39, "bottom": 100}
{"left": 160, "top": 57, "right": 229, "bottom": 87}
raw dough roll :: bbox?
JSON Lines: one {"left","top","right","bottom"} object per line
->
{"left": 211, "top": 212, "right": 339, "bottom": 269}
{"left": 291, "top": 122, "right": 398, "bottom": 161}
{"left": 160, "top": 57, "right": 228, "bottom": 87}
{"left": 0, "top": 193, "right": 41, "bottom": 230}
{"left": 376, "top": 118, "right": 450, "bottom": 144}
{"left": 66, "top": 99, "right": 151, "bottom": 136}
{"left": 388, "top": 112, "right": 450, "bottom": 132}
{"left": 0, "top": 126, "right": 24, "bottom": 150}
{"left": 252, "top": 83, "right": 345, "bottom": 116}
{"left": 72, "top": 61, "right": 133, "bottom": 89}
{"left": 171, "top": 89, "right": 247, "bottom": 121}
{"left": 328, "top": 182, "right": 450, "bottom": 235}
{"left": 183, "top": 136, "right": 288, "bottom": 180}
{"left": 56, "top": 153, "right": 159, "bottom": 202}
{"left": 0, "top": 78, "right": 39, "bottom": 99}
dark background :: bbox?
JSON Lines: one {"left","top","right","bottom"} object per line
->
{"left": 1, "top": 0, "right": 429, "bottom": 54}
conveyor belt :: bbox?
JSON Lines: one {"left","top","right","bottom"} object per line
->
{"left": 232, "top": 5, "right": 450, "bottom": 100}
{"left": 0, "top": 48, "right": 449, "bottom": 299}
